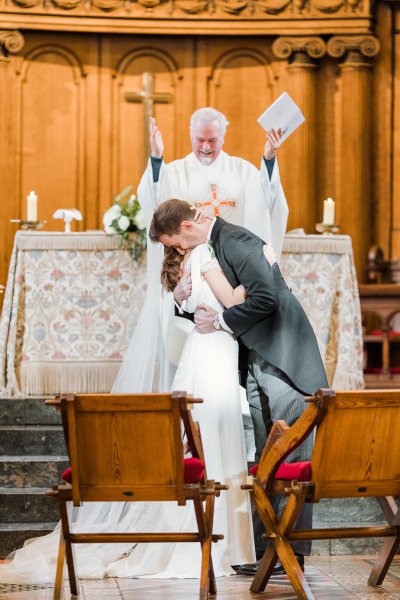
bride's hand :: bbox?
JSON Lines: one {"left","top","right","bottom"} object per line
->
{"left": 173, "top": 271, "right": 192, "bottom": 305}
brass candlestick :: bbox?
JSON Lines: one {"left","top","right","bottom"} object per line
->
{"left": 10, "top": 219, "right": 46, "bottom": 230}
{"left": 316, "top": 223, "right": 340, "bottom": 235}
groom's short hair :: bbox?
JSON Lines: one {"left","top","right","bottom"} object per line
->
{"left": 149, "top": 199, "right": 194, "bottom": 242}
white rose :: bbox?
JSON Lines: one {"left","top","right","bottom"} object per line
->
{"left": 134, "top": 209, "right": 146, "bottom": 231}
{"left": 109, "top": 204, "right": 122, "bottom": 218}
{"left": 117, "top": 215, "right": 130, "bottom": 232}
{"left": 104, "top": 225, "right": 116, "bottom": 234}
{"left": 103, "top": 211, "right": 114, "bottom": 228}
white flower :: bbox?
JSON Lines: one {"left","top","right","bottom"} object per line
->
{"left": 103, "top": 212, "right": 114, "bottom": 228}
{"left": 127, "top": 194, "right": 136, "bottom": 206}
{"left": 104, "top": 225, "right": 116, "bottom": 234}
{"left": 134, "top": 209, "right": 146, "bottom": 231}
{"left": 117, "top": 215, "right": 130, "bottom": 232}
{"left": 109, "top": 205, "right": 122, "bottom": 218}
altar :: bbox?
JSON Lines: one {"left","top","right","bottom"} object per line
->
{"left": 0, "top": 232, "right": 147, "bottom": 397}
{"left": 281, "top": 233, "right": 364, "bottom": 390}
{"left": 0, "top": 231, "right": 364, "bottom": 397}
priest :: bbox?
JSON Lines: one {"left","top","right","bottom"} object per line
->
{"left": 138, "top": 108, "right": 288, "bottom": 258}
{"left": 113, "top": 106, "right": 288, "bottom": 398}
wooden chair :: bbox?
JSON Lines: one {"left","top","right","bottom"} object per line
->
{"left": 243, "top": 388, "right": 400, "bottom": 600}
{"left": 46, "top": 391, "right": 227, "bottom": 600}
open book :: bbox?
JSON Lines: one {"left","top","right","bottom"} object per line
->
{"left": 257, "top": 92, "right": 305, "bottom": 143}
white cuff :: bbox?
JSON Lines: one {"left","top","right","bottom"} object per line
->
{"left": 219, "top": 313, "right": 233, "bottom": 333}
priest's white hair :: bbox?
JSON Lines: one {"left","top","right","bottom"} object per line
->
{"left": 190, "top": 107, "right": 229, "bottom": 139}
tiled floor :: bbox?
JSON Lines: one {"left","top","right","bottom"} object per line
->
{"left": 0, "top": 556, "right": 399, "bottom": 599}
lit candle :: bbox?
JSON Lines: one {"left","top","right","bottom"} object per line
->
{"left": 27, "top": 191, "right": 38, "bottom": 222}
{"left": 323, "top": 197, "right": 335, "bottom": 225}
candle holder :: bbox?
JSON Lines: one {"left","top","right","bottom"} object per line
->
{"left": 316, "top": 222, "right": 340, "bottom": 235}
{"left": 10, "top": 219, "right": 47, "bottom": 230}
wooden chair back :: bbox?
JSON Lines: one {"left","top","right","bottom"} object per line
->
{"left": 311, "top": 389, "right": 400, "bottom": 501}
{"left": 60, "top": 392, "right": 202, "bottom": 506}
{"left": 247, "top": 388, "right": 400, "bottom": 599}
{"left": 47, "top": 392, "right": 224, "bottom": 600}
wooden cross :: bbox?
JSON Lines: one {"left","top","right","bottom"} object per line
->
{"left": 125, "top": 72, "right": 173, "bottom": 168}
{"left": 195, "top": 184, "right": 236, "bottom": 217}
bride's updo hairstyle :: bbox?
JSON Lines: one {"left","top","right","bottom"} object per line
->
{"left": 161, "top": 247, "right": 185, "bottom": 292}
{"left": 149, "top": 198, "right": 195, "bottom": 242}
{"left": 149, "top": 199, "right": 194, "bottom": 292}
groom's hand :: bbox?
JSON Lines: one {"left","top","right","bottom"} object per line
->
{"left": 194, "top": 304, "right": 217, "bottom": 333}
{"left": 173, "top": 272, "right": 191, "bottom": 305}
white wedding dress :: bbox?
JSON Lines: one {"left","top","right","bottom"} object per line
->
{"left": 0, "top": 243, "right": 254, "bottom": 584}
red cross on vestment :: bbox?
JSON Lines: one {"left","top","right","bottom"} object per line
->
{"left": 194, "top": 184, "right": 236, "bottom": 217}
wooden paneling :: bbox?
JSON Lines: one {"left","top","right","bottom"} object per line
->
{"left": 202, "top": 41, "right": 276, "bottom": 167}
{"left": 392, "top": 11, "right": 400, "bottom": 259}
{"left": 1, "top": 16, "right": 400, "bottom": 296}
{"left": 372, "top": 3, "right": 394, "bottom": 260}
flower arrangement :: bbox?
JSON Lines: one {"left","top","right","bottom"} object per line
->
{"left": 103, "top": 185, "right": 146, "bottom": 262}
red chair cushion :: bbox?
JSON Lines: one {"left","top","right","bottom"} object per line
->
{"left": 61, "top": 458, "right": 205, "bottom": 486}
{"left": 370, "top": 330, "right": 400, "bottom": 336}
{"left": 61, "top": 466, "right": 72, "bottom": 482}
{"left": 183, "top": 457, "right": 205, "bottom": 483}
{"left": 250, "top": 461, "right": 312, "bottom": 481}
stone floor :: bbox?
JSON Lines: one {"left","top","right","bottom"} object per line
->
{"left": 0, "top": 555, "right": 400, "bottom": 599}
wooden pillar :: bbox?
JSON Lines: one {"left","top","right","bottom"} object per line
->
{"left": 272, "top": 37, "right": 325, "bottom": 234}
{"left": 327, "top": 35, "right": 380, "bottom": 282}
{"left": 0, "top": 31, "right": 24, "bottom": 293}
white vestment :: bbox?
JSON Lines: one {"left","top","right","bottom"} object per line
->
{"left": 112, "top": 150, "right": 288, "bottom": 394}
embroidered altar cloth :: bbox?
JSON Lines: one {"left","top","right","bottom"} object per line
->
{"left": 281, "top": 233, "right": 364, "bottom": 390}
{"left": 0, "top": 232, "right": 146, "bottom": 397}
{"left": 0, "top": 231, "right": 363, "bottom": 397}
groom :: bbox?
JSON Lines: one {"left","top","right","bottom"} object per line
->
{"left": 149, "top": 199, "right": 328, "bottom": 575}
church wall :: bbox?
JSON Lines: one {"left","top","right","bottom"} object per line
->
{"left": 0, "top": 7, "right": 398, "bottom": 300}
{"left": 392, "top": 8, "right": 400, "bottom": 259}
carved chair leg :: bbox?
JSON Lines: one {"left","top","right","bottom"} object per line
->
{"left": 200, "top": 493, "right": 216, "bottom": 599}
{"left": 250, "top": 543, "right": 279, "bottom": 593}
{"left": 251, "top": 480, "right": 314, "bottom": 600}
{"left": 53, "top": 525, "right": 66, "bottom": 600}
{"left": 369, "top": 497, "right": 400, "bottom": 586}
{"left": 275, "top": 485, "right": 313, "bottom": 600}
{"left": 205, "top": 491, "right": 217, "bottom": 596}
{"left": 276, "top": 537, "right": 314, "bottom": 600}
{"left": 59, "top": 497, "right": 79, "bottom": 596}
{"left": 368, "top": 536, "right": 400, "bottom": 586}
{"left": 250, "top": 482, "right": 282, "bottom": 592}
{"left": 193, "top": 493, "right": 215, "bottom": 599}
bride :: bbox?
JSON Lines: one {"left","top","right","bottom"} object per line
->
{"left": 0, "top": 236, "right": 274, "bottom": 584}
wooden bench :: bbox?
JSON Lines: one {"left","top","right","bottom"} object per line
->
{"left": 243, "top": 388, "right": 400, "bottom": 599}
{"left": 46, "top": 391, "right": 227, "bottom": 600}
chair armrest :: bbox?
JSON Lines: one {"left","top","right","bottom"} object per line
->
{"left": 256, "top": 388, "right": 332, "bottom": 488}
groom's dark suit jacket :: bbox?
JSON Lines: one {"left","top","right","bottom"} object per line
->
{"left": 210, "top": 217, "right": 328, "bottom": 396}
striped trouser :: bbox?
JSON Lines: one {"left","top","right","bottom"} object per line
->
{"left": 246, "top": 349, "right": 313, "bottom": 557}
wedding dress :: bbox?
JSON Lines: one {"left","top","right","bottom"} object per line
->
{"left": 0, "top": 243, "right": 254, "bottom": 584}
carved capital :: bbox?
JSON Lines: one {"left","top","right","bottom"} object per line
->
{"left": 327, "top": 35, "right": 380, "bottom": 59}
{"left": 0, "top": 30, "right": 24, "bottom": 57}
{"left": 272, "top": 36, "right": 326, "bottom": 61}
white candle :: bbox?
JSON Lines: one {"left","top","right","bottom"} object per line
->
{"left": 323, "top": 197, "right": 335, "bottom": 225}
{"left": 27, "top": 191, "right": 38, "bottom": 222}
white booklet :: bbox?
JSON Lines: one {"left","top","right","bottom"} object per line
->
{"left": 257, "top": 92, "right": 305, "bottom": 143}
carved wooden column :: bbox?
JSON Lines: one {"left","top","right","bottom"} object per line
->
{"left": 327, "top": 36, "right": 380, "bottom": 282}
{"left": 272, "top": 37, "right": 325, "bottom": 234}
{"left": 0, "top": 31, "right": 24, "bottom": 291}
